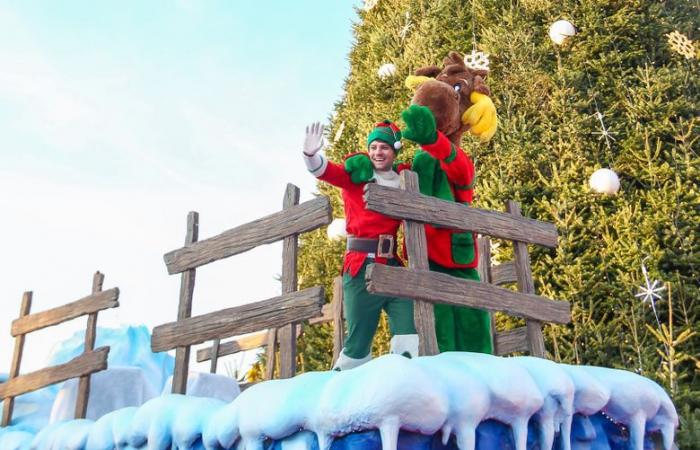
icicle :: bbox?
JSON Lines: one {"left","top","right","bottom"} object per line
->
{"left": 315, "top": 432, "right": 333, "bottom": 450}
{"left": 454, "top": 425, "right": 476, "bottom": 450}
{"left": 440, "top": 423, "right": 452, "bottom": 445}
{"left": 580, "top": 365, "right": 678, "bottom": 450}
{"left": 512, "top": 357, "right": 575, "bottom": 450}
{"left": 415, "top": 354, "right": 489, "bottom": 450}
{"left": 509, "top": 417, "right": 529, "bottom": 450}
{"left": 627, "top": 412, "right": 646, "bottom": 450}
{"left": 378, "top": 416, "right": 400, "bottom": 450}
{"left": 646, "top": 384, "right": 679, "bottom": 450}
{"left": 437, "top": 352, "right": 543, "bottom": 450}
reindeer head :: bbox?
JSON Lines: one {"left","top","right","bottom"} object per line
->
{"left": 408, "top": 51, "right": 491, "bottom": 144}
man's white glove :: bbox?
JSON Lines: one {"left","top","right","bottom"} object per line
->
{"left": 303, "top": 122, "right": 328, "bottom": 177}
{"left": 303, "top": 122, "right": 325, "bottom": 156}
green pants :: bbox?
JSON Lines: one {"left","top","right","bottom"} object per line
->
{"left": 343, "top": 260, "right": 416, "bottom": 359}
{"left": 430, "top": 262, "right": 493, "bottom": 354}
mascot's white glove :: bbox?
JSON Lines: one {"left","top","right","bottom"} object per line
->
{"left": 303, "top": 122, "right": 325, "bottom": 156}
{"left": 303, "top": 122, "right": 328, "bottom": 177}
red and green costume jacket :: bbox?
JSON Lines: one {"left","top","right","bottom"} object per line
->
{"left": 399, "top": 131, "right": 478, "bottom": 268}
{"left": 318, "top": 153, "right": 408, "bottom": 277}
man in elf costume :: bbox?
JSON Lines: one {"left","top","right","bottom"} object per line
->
{"left": 399, "top": 51, "right": 498, "bottom": 354}
{"left": 302, "top": 121, "right": 418, "bottom": 371}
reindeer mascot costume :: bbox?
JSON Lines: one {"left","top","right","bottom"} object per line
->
{"left": 400, "top": 51, "right": 498, "bottom": 353}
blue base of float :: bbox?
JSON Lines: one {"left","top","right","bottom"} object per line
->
{"left": 264, "top": 414, "right": 654, "bottom": 450}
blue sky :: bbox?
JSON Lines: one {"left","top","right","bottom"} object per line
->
{"left": 0, "top": 1, "right": 362, "bottom": 374}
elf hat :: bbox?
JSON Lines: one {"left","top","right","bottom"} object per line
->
{"left": 367, "top": 120, "right": 403, "bottom": 152}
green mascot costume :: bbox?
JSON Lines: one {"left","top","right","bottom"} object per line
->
{"left": 400, "top": 51, "right": 498, "bottom": 353}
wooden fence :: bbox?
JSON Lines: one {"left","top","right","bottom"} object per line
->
{"left": 196, "top": 276, "right": 346, "bottom": 374}
{"left": 153, "top": 184, "right": 332, "bottom": 393}
{"left": 363, "top": 171, "right": 570, "bottom": 357}
{"left": 0, "top": 272, "right": 119, "bottom": 426}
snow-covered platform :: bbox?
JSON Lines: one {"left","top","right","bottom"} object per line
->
{"left": 0, "top": 352, "right": 678, "bottom": 450}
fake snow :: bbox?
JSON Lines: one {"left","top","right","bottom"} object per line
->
{"left": 0, "top": 352, "right": 677, "bottom": 450}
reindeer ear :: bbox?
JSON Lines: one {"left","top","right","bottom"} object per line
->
{"left": 415, "top": 66, "right": 441, "bottom": 78}
{"left": 445, "top": 51, "right": 463, "bottom": 66}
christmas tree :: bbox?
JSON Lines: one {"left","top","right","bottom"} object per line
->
{"left": 269, "top": 0, "right": 698, "bottom": 443}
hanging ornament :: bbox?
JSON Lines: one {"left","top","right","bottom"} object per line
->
{"left": 548, "top": 20, "right": 576, "bottom": 45}
{"left": 377, "top": 63, "right": 397, "bottom": 80}
{"left": 589, "top": 168, "right": 620, "bottom": 195}
{"left": 591, "top": 111, "right": 617, "bottom": 148}
{"left": 334, "top": 121, "right": 345, "bottom": 143}
{"left": 363, "top": 0, "right": 379, "bottom": 12}
{"left": 464, "top": 50, "right": 490, "bottom": 72}
{"left": 327, "top": 218, "right": 347, "bottom": 241}
{"left": 666, "top": 31, "right": 697, "bottom": 60}
{"left": 635, "top": 261, "right": 666, "bottom": 307}
{"left": 634, "top": 258, "right": 666, "bottom": 331}
{"left": 399, "top": 12, "right": 413, "bottom": 40}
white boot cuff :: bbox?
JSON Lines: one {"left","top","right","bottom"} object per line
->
{"left": 390, "top": 334, "right": 419, "bottom": 359}
{"left": 332, "top": 349, "right": 371, "bottom": 371}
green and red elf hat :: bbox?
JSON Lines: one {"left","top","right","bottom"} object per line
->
{"left": 366, "top": 120, "right": 402, "bottom": 152}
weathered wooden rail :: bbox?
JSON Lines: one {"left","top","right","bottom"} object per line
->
{"left": 154, "top": 183, "right": 331, "bottom": 393}
{"left": 364, "top": 171, "right": 569, "bottom": 357}
{"left": 197, "top": 276, "right": 345, "bottom": 372}
{"left": 0, "top": 272, "right": 118, "bottom": 427}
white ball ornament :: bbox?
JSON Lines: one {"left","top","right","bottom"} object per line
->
{"left": 377, "top": 63, "right": 397, "bottom": 80}
{"left": 589, "top": 168, "right": 620, "bottom": 195}
{"left": 549, "top": 20, "right": 576, "bottom": 45}
{"left": 327, "top": 218, "right": 347, "bottom": 240}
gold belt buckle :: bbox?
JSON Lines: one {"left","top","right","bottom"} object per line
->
{"left": 376, "top": 234, "right": 394, "bottom": 258}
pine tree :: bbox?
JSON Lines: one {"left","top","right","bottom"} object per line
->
{"left": 287, "top": 0, "right": 698, "bottom": 441}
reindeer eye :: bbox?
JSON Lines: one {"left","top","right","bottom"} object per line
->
{"left": 453, "top": 84, "right": 461, "bottom": 92}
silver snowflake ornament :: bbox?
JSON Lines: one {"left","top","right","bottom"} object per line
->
{"left": 634, "top": 260, "right": 666, "bottom": 308}
{"left": 464, "top": 50, "right": 490, "bottom": 72}
{"left": 591, "top": 111, "right": 618, "bottom": 148}
{"left": 399, "top": 12, "right": 413, "bottom": 40}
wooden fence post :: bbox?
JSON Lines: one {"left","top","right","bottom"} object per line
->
{"left": 172, "top": 211, "right": 199, "bottom": 394}
{"left": 1, "top": 292, "right": 32, "bottom": 427}
{"left": 400, "top": 171, "right": 440, "bottom": 356}
{"left": 331, "top": 276, "right": 344, "bottom": 365}
{"left": 264, "top": 329, "right": 277, "bottom": 381}
{"left": 209, "top": 339, "right": 220, "bottom": 374}
{"left": 74, "top": 271, "right": 104, "bottom": 419}
{"left": 506, "top": 200, "right": 546, "bottom": 357}
{"left": 477, "top": 237, "right": 498, "bottom": 354}
{"left": 278, "top": 184, "right": 300, "bottom": 379}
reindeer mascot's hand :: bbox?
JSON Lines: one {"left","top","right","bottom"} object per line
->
{"left": 463, "top": 92, "right": 497, "bottom": 143}
{"left": 344, "top": 153, "right": 374, "bottom": 184}
{"left": 303, "top": 122, "right": 325, "bottom": 156}
{"left": 401, "top": 104, "right": 438, "bottom": 145}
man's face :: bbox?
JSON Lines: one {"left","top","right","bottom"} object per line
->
{"left": 368, "top": 140, "right": 395, "bottom": 172}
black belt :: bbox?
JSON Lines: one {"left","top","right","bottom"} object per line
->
{"left": 347, "top": 235, "right": 395, "bottom": 258}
